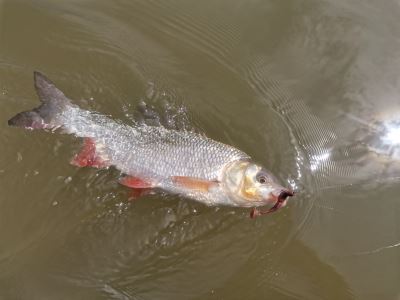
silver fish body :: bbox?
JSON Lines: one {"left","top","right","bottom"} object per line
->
{"left": 8, "top": 72, "right": 293, "bottom": 212}
{"left": 60, "top": 105, "right": 250, "bottom": 205}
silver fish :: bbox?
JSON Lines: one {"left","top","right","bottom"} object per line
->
{"left": 8, "top": 72, "right": 294, "bottom": 217}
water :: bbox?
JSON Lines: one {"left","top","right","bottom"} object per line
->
{"left": 1, "top": 0, "right": 400, "bottom": 299}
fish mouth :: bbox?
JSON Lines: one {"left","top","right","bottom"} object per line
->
{"left": 250, "top": 189, "right": 294, "bottom": 219}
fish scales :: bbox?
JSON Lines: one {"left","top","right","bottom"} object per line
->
{"left": 60, "top": 105, "right": 250, "bottom": 180}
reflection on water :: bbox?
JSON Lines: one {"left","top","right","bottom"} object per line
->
{"left": 376, "top": 118, "right": 400, "bottom": 158}
{"left": 345, "top": 111, "right": 400, "bottom": 162}
{"left": 382, "top": 120, "right": 400, "bottom": 146}
{"left": 310, "top": 151, "right": 331, "bottom": 172}
{"left": 1, "top": 0, "right": 400, "bottom": 299}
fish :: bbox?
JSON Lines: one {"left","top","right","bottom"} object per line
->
{"left": 8, "top": 72, "right": 294, "bottom": 218}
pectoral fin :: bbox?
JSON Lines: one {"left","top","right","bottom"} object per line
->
{"left": 172, "top": 176, "right": 219, "bottom": 192}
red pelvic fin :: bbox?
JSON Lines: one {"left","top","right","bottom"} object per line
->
{"left": 70, "top": 138, "right": 108, "bottom": 168}
{"left": 119, "top": 176, "right": 156, "bottom": 189}
{"left": 128, "top": 188, "right": 150, "bottom": 201}
{"left": 172, "top": 176, "right": 219, "bottom": 192}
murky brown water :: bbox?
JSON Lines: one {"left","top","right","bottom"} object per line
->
{"left": 1, "top": 0, "right": 400, "bottom": 299}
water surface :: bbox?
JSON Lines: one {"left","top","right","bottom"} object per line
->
{"left": 1, "top": 0, "right": 400, "bottom": 299}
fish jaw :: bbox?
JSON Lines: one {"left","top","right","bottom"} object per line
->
{"left": 220, "top": 160, "right": 294, "bottom": 209}
{"left": 250, "top": 190, "right": 294, "bottom": 218}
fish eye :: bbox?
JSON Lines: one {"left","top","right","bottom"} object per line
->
{"left": 256, "top": 173, "right": 268, "bottom": 184}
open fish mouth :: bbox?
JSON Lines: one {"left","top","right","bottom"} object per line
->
{"left": 250, "top": 190, "right": 294, "bottom": 219}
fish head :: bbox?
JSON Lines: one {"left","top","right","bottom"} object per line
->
{"left": 223, "top": 160, "right": 293, "bottom": 209}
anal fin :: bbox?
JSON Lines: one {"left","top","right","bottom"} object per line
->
{"left": 71, "top": 138, "right": 109, "bottom": 168}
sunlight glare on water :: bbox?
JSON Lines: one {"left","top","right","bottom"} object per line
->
{"left": 382, "top": 119, "right": 400, "bottom": 146}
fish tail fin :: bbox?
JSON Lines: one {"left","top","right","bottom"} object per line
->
{"left": 8, "top": 71, "right": 71, "bottom": 129}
